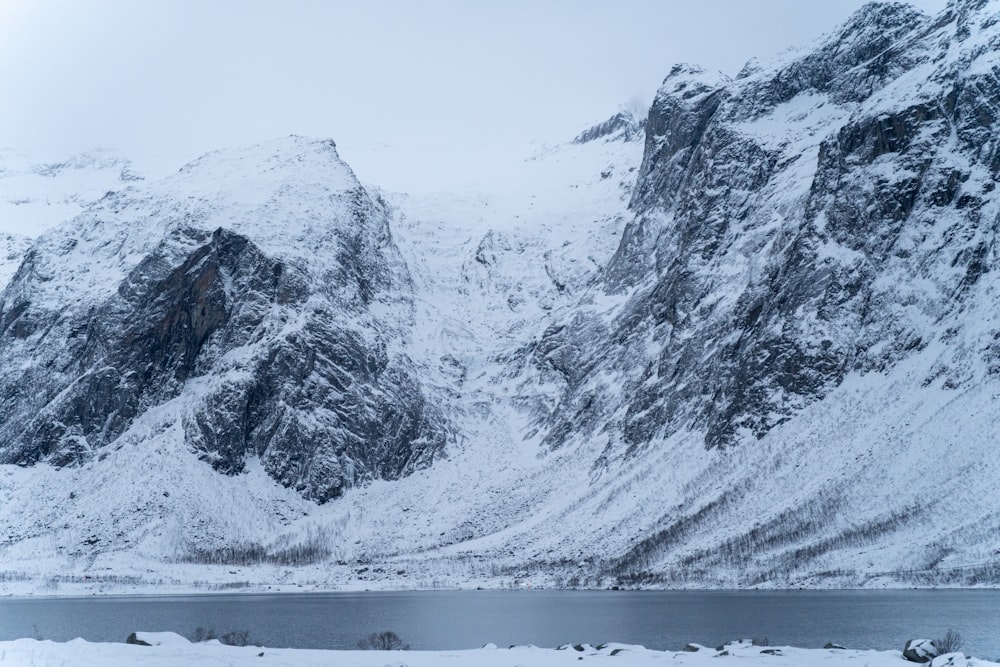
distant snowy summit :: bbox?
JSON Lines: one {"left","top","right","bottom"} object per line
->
{"left": 0, "top": 148, "right": 143, "bottom": 237}
{"left": 573, "top": 108, "right": 646, "bottom": 144}
{"left": 0, "top": 148, "right": 143, "bottom": 285}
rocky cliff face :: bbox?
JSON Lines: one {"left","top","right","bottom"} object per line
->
{"left": 0, "top": 137, "right": 447, "bottom": 503}
{"left": 533, "top": 0, "right": 1000, "bottom": 454}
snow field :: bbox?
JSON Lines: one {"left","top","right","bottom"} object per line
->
{"left": 2, "top": 635, "right": 996, "bottom": 667}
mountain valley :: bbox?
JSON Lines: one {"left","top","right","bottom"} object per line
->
{"left": 1, "top": 0, "right": 998, "bottom": 593}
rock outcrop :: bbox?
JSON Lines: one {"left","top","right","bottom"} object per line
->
{"left": 0, "top": 137, "right": 447, "bottom": 502}
{"left": 904, "top": 639, "right": 940, "bottom": 663}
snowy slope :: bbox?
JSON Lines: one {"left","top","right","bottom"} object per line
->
{"left": 0, "top": 148, "right": 142, "bottom": 237}
{"left": 5, "top": 637, "right": 996, "bottom": 667}
{"left": 0, "top": 148, "right": 141, "bottom": 286}
{"left": 387, "top": 115, "right": 643, "bottom": 436}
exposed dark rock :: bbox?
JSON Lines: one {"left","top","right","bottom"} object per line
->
{"left": 625, "top": 64, "right": 730, "bottom": 223}
{"left": 126, "top": 632, "right": 151, "bottom": 646}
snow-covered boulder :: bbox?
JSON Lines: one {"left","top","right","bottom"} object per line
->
{"left": 931, "top": 654, "right": 973, "bottom": 667}
{"left": 128, "top": 632, "right": 191, "bottom": 647}
{"left": 904, "top": 639, "right": 940, "bottom": 663}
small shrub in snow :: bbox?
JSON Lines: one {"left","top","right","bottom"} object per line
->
{"left": 189, "top": 627, "right": 258, "bottom": 646}
{"left": 357, "top": 631, "right": 409, "bottom": 650}
{"left": 933, "top": 630, "right": 962, "bottom": 655}
{"left": 219, "top": 630, "right": 256, "bottom": 647}
{"left": 191, "top": 627, "right": 216, "bottom": 643}
{"left": 125, "top": 632, "right": 151, "bottom": 646}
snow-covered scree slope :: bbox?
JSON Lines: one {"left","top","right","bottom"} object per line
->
{"left": 3, "top": 636, "right": 996, "bottom": 667}
{"left": 2, "top": 1, "right": 1000, "bottom": 592}
{"left": 0, "top": 137, "right": 447, "bottom": 511}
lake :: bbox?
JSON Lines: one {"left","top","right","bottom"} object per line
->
{"left": 2, "top": 590, "right": 999, "bottom": 657}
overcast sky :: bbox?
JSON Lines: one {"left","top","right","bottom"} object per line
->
{"left": 0, "top": 0, "right": 948, "bottom": 187}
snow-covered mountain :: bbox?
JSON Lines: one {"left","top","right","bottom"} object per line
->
{"left": 0, "top": 138, "right": 448, "bottom": 505}
{"left": 0, "top": 150, "right": 143, "bottom": 230}
{"left": 514, "top": 0, "right": 1000, "bottom": 586}
{"left": 0, "top": 149, "right": 143, "bottom": 287}
{"left": 1, "top": 0, "right": 999, "bottom": 593}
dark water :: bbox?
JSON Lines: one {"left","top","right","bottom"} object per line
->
{"left": 2, "top": 590, "right": 999, "bottom": 656}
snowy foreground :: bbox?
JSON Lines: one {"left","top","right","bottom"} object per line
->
{"left": 0, "top": 635, "right": 996, "bottom": 667}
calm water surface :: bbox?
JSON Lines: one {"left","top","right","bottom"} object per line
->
{"left": 2, "top": 590, "right": 999, "bottom": 656}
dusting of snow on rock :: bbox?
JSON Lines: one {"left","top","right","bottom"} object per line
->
{"left": 0, "top": 136, "right": 448, "bottom": 512}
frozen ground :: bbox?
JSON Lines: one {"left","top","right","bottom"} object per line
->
{"left": 1, "top": 635, "right": 995, "bottom": 667}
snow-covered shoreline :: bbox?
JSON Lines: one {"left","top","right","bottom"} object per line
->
{"left": 1, "top": 634, "right": 995, "bottom": 667}
{"left": 5, "top": 571, "right": 1000, "bottom": 599}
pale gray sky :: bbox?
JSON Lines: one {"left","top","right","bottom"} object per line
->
{"left": 0, "top": 0, "right": 948, "bottom": 184}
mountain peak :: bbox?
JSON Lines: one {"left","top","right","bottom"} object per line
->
{"left": 573, "top": 109, "right": 646, "bottom": 144}
{"left": 819, "top": 1, "right": 929, "bottom": 69}
{"left": 841, "top": 1, "right": 927, "bottom": 30}
{"left": 173, "top": 136, "right": 353, "bottom": 188}
{"left": 658, "top": 63, "right": 730, "bottom": 101}
{"left": 0, "top": 133, "right": 443, "bottom": 505}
